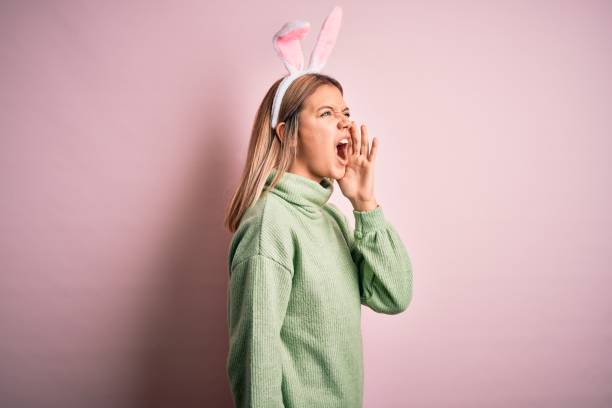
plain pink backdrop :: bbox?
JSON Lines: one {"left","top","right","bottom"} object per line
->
{"left": 1, "top": 0, "right": 611, "bottom": 407}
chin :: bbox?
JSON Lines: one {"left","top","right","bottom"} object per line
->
{"left": 329, "top": 165, "right": 347, "bottom": 181}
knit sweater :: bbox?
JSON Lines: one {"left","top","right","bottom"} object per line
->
{"left": 226, "top": 168, "right": 413, "bottom": 408}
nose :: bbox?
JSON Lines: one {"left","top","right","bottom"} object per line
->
{"left": 337, "top": 114, "right": 351, "bottom": 129}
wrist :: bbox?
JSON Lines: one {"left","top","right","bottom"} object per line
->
{"left": 350, "top": 198, "right": 378, "bottom": 212}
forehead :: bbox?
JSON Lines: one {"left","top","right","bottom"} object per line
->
{"left": 305, "top": 85, "right": 346, "bottom": 111}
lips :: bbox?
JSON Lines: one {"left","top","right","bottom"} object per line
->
{"left": 335, "top": 138, "right": 349, "bottom": 164}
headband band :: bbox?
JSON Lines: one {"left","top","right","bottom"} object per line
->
{"left": 270, "top": 6, "right": 343, "bottom": 129}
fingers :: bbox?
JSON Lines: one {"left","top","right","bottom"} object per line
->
{"left": 350, "top": 121, "right": 360, "bottom": 156}
{"left": 368, "top": 136, "right": 378, "bottom": 162}
{"left": 349, "top": 122, "right": 377, "bottom": 162}
{"left": 347, "top": 122, "right": 353, "bottom": 156}
{"left": 361, "top": 124, "right": 368, "bottom": 157}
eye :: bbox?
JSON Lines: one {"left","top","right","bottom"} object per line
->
{"left": 320, "top": 111, "right": 351, "bottom": 118}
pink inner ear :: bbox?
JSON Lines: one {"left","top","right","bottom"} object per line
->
{"left": 309, "top": 6, "right": 343, "bottom": 70}
{"left": 274, "top": 23, "right": 310, "bottom": 72}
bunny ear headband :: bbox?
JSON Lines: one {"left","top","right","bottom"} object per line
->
{"left": 270, "top": 5, "right": 343, "bottom": 129}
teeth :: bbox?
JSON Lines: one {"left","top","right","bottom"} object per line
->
{"left": 337, "top": 138, "right": 349, "bottom": 145}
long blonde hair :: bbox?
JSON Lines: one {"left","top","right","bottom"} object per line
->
{"left": 224, "top": 73, "right": 344, "bottom": 233}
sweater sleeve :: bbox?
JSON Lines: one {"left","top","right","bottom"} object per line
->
{"left": 349, "top": 205, "right": 413, "bottom": 314}
{"left": 227, "top": 254, "right": 292, "bottom": 407}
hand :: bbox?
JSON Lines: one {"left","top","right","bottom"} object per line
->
{"left": 337, "top": 122, "right": 379, "bottom": 211}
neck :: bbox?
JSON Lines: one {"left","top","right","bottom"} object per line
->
{"left": 288, "top": 162, "right": 324, "bottom": 184}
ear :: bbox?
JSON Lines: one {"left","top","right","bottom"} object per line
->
{"left": 274, "top": 122, "right": 285, "bottom": 141}
{"left": 307, "top": 6, "right": 343, "bottom": 71}
{"left": 273, "top": 20, "right": 311, "bottom": 74}
{"left": 275, "top": 122, "right": 298, "bottom": 148}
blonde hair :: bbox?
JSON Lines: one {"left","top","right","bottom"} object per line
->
{"left": 224, "top": 73, "right": 344, "bottom": 233}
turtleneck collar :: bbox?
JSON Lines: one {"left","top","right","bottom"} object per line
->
{"left": 264, "top": 168, "right": 334, "bottom": 210}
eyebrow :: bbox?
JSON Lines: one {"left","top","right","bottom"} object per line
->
{"left": 317, "top": 105, "right": 350, "bottom": 112}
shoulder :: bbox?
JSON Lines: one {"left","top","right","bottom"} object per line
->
{"left": 227, "top": 192, "right": 296, "bottom": 274}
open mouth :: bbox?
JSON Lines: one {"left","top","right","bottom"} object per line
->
{"left": 336, "top": 139, "right": 349, "bottom": 163}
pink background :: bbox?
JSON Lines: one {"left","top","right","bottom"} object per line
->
{"left": 1, "top": 1, "right": 611, "bottom": 407}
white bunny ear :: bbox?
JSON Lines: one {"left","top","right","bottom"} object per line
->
{"left": 272, "top": 20, "right": 311, "bottom": 74}
{"left": 307, "top": 6, "right": 343, "bottom": 71}
{"left": 269, "top": 7, "right": 344, "bottom": 129}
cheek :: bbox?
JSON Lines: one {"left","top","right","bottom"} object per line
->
{"left": 305, "top": 140, "right": 331, "bottom": 161}
{"left": 299, "top": 121, "right": 335, "bottom": 159}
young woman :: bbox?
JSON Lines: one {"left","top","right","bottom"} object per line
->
{"left": 223, "top": 73, "right": 413, "bottom": 407}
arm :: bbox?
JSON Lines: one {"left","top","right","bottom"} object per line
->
{"left": 349, "top": 205, "right": 413, "bottom": 314}
{"left": 227, "top": 254, "right": 292, "bottom": 407}
{"left": 332, "top": 121, "right": 412, "bottom": 313}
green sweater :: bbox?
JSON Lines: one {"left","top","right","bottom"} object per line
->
{"left": 226, "top": 168, "right": 413, "bottom": 407}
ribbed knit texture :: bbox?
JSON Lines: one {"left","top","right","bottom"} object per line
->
{"left": 226, "top": 169, "right": 413, "bottom": 408}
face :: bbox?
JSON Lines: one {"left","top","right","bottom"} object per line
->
{"left": 279, "top": 84, "right": 352, "bottom": 183}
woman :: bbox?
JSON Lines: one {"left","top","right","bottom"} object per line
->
{"left": 223, "top": 73, "right": 413, "bottom": 407}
